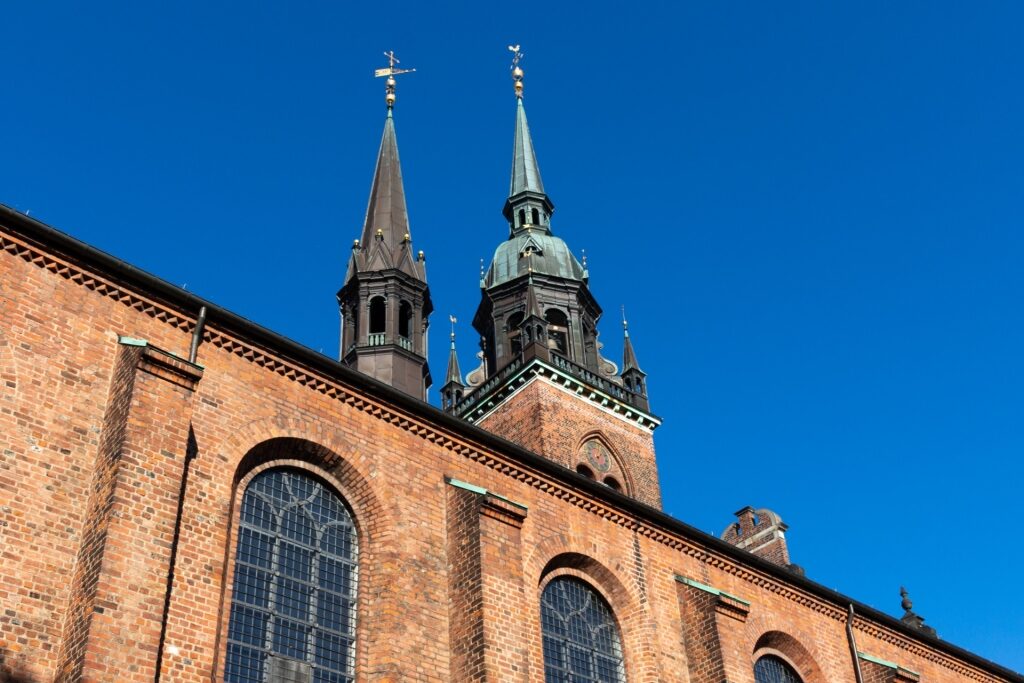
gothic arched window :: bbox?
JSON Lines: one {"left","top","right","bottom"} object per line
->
{"left": 541, "top": 577, "right": 625, "bottom": 683}
{"left": 754, "top": 655, "right": 802, "bottom": 683}
{"left": 225, "top": 469, "right": 358, "bottom": 683}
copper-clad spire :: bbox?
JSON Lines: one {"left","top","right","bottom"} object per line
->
{"left": 503, "top": 46, "right": 554, "bottom": 233}
{"left": 508, "top": 44, "right": 542, "bottom": 195}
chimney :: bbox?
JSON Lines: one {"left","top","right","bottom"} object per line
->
{"left": 721, "top": 506, "right": 803, "bottom": 575}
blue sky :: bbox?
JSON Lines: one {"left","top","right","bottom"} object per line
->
{"left": 3, "top": 1, "right": 1023, "bottom": 672}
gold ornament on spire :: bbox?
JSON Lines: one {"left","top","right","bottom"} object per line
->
{"left": 508, "top": 44, "right": 524, "bottom": 98}
{"left": 375, "top": 50, "right": 416, "bottom": 110}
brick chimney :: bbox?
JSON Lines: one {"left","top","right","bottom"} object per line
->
{"left": 721, "top": 507, "right": 803, "bottom": 574}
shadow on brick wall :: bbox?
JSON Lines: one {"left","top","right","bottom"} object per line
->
{"left": 0, "top": 650, "right": 35, "bottom": 683}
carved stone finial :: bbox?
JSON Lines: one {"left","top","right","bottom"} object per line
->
{"left": 900, "top": 586, "right": 913, "bottom": 612}
{"left": 899, "top": 586, "right": 937, "bottom": 637}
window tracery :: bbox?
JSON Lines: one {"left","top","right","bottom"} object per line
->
{"left": 225, "top": 469, "right": 358, "bottom": 683}
{"left": 541, "top": 576, "right": 625, "bottom": 683}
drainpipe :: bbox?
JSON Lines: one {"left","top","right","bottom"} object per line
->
{"left": 847, "top": 604, "right": 865, "bottom": 683}
{"left": 188, "top": 306, "right": 208, "bottom": 363}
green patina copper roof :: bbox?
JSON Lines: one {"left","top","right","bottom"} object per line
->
{"left": 484, "top": 230, "right": 586, "bottom": 288}
{"left": 509, "top": 98, "right": 545, "bottom": 198}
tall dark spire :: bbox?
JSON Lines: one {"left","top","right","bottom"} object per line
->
{"left": 345, "top": 111, "right": 425, "bottom": 283}
{"left": 338, "top": 54, "right": 432, "bottom": 401}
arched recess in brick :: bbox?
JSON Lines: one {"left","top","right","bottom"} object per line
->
{"left": 209, "top": 433, "right": 397, "bottom": 681}
{"left": 575, "top": 431, "right": 635, "bottom": 495}
{"left": 524, "top": 534, "right": 657, "bottom": 682}
{"left": 749, "top": 628, "right": 829, "bottom": 683}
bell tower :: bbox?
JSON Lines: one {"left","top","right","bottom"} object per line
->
{"left": 453, "top": 50, "right": 663, "bottom": 507}
{"left": 338, "top": 54, "right": 432, "bottom": 400}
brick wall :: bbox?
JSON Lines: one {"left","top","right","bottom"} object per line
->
{"left": 0, "top": 218, "right": 1017, "bottom": 683}
{"left": 477, "top": 379, "right": 662, "bottom": 508}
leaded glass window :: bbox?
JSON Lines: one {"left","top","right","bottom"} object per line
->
{"left": 541, "top": 576, "right": 625, "bottom": 683}
{"left": 225, "top": 469, "right": 358, "bottom": 683}
{"left": 754, "top": 655, "right": 802, "bottom": 683}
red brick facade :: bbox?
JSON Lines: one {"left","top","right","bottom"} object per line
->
{"left": 0, "top": 206, "right": 1019, "bottom": 683}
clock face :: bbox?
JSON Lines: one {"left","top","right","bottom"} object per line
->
{"left": 583, "top": 439, "right": 612, "bottom": 473}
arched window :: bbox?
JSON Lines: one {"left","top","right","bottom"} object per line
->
{"left": 398, "top": 301, "right": 413, "bottom": 340}
{"left": 576, "top": 463, "right": 595, "bottom": 479}
{"left": 603, "top": 476, "right": 622, "bottom": 493}
{"left": 545, "top": 309, "right": 569, "bottom": 356}
{"left": 369, "top": 297, "right": 386, "bottom": 334}
{"left": 225, "top": 469, "right": 358, "bottom": 683}
{"left": 519, "top": 209, "right": 527, "bottom": 227}
{"left": 755, "top": 655, "right": 802, "bottom": 683}
{"left": 541, "top": 577, "right": 625, "bottom": 683}
{"left": 532, "top": 208, "right": 540, "bottom": 225}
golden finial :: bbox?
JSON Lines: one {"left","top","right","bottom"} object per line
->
{"left": 375, "top": 51, "right": 416, "bottom": 110}
{"left": 621, "top": 305, "right": 629, "bottom": 333}
{"left": 449, "top": 314, "right": 457, "bottom": 342}
{"left": 508, "top": 44, "right": 524, "bottom": 98}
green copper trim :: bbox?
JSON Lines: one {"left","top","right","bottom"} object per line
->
{"left": 445, "top": 477, "right": 528, "bottom": 510}
{"left": 675, "top": 575, "right": 751, "bottom": 606}
{"left": 118, "top": 336, "right": 148, "bottom": 347}
{"left": 857, "top": 652, "right": 918, "bottom": 676}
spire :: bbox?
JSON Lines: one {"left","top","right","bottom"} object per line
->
{"left": 441, "top": 316, "right": 467, "bottom": 413}
{"left": 525, "top": 270, "right": 544, "bottom": 320}
{"left": 622, "top": 309, "right": 643, "bottom": 373}
{"left": 338, "top": 53, "right": 432, "bottom": 401}
{"left": 346, "top": 53, "right": 424, "bottom": 284}
{"left": 446, "top": 317, "right": 463, "bottom": 385}
{"left": 510, "top": 99, "right": 545, "bottom": 198}
{"left": 503, "top": 46, "right": 554, "bottom": 233}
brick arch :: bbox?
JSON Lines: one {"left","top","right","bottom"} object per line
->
{"left": 743, "top": 614, "right": 831, "bottom": 683}
{"left": 575, "top": 430, "right": 636, "bottom": 495}
{"left": 523, "top": 533, "right": 658, "bottom": 682}
{"left": 208, "top": 419, "right": 402, "bottom": 680}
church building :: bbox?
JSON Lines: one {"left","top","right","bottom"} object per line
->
{"left": 0, "top": 53, "right": 1019, "bottom": 683}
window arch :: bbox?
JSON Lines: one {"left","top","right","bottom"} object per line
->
{"left": 541, "top": 576, "right": 625, "bottom": 683}
{"left": 755, "top": 655, "right": 802, "bottom": 683}
{"left": 225, "top": 469, "right": 358, "bottom": 683}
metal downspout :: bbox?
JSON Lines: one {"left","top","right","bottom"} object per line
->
{"left": 188, "top": 306, "right": 208, "bottom": 363}
{"left": 847, "top": 604, "right": 865, "bottom": 683}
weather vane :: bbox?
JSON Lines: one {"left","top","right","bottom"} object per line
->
{"left": 375, "top": 51, "right": 416, "bottom": 109}
{"left": 508, "top": 44, "right": 524, "bottom": 98}
{"left": 449, "top": 315, "right": 458, "bottom": 341}
{"left": 621, "top": 305, "right": 629, "bottom": 332}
